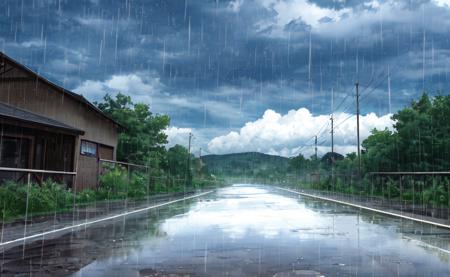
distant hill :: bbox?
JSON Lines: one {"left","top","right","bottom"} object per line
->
{"left": 201, "top": 152, "right": 291, "bottom": 178}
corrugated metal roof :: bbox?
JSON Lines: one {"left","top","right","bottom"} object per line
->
{"left": 0, "top": 102, "right": 85, "bottom": 135}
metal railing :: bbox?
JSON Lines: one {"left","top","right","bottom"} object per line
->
{"left": 0, "top": 167, "right": 77, "bottom": 175}
{"left": 0, "top": 167, "right": 78, "bottom": 257}
{"left": 98, "top": 158, "right": 149, "bottom": 169}
{"left": 284, "top": 171, "right": 450, "bottom": 226}
{"left": 369, "top": 171, "right": 450, "bottom": 175}
{"left": 0, "top": 166, "right": 77, "bottom": 186}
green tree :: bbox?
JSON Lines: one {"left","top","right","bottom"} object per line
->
{"left": 360, "top": 93, "right": 450, "bottom": 173}
{"left": 96, "top": 93, "right": 170, "bottom": 165}
{"left": 362, "top": 128, "right": 397, "bottom": 172}
{"left": 166, "top": 144, "right": 193, "bottom": 185}
{"left": 392, "top": 93, "right": 433, "bottom": 171}
{"left": 289, "top": 154, "right": 310, "bottom": 175}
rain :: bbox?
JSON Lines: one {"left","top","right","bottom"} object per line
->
{"left": 1, "top": 0, "right": 450, "bottom": 276}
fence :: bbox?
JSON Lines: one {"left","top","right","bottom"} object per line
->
{"left": 0, "top": 160, "right": 219, "bottom": 256}
{"left": 0, "top": 166, "right": 77, "bottom": 186}
{"left": 0, "top": 167, "right": 78, "bottom": 256}
{"left": 98, "top": 159, "right": 196, "bottom": 196}
{"left": 286, "top": 170, "right": 450, "bottom": 224}
{"left": 368, "top": 171, "right": 450, "bottom": 220}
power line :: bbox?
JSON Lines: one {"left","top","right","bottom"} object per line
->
{"left": 334, "top": 114, "right": 355, "bottom": 129}
{"left": 333, "top": 91, "right": 351, "bottom": 112}
{"left": 297, "top": 65, "right": 397, "bottom": 158}
{"left": 335, "top": 69, "right": 389, "bottom": 118}
{"left": 359, "top": 72, "right": 389, "bottom": 103}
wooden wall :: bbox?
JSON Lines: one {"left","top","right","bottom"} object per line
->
{"left": 0, "top": 59, "right": 119, "bottom": 189}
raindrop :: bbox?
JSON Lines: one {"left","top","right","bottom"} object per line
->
{"left": 422, "top": 29, "right": 426, "bottom": 90}
{"left": 184, "top": 0, "right": 188, "bottom": 22}
{"left": 388, "top": 65, "right": 391, "bottom": 114}
{"left": 162, "top": 39, "right": 166, "bottom": 73}
{"left": 188, "top": 16, "right": 191, "bottom": 55}
{"left": 287, "top": 31, "right": 291, "bottom": 67}
{"left": 204, "top": 242, "right": 208, "bottom": 273}
{"left": 308, "top": 30, "right": 313, "bottom": 112}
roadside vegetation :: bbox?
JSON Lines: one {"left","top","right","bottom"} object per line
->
{"left": 0, "top": 168, "right": 214, "bottom": 221}
{"left": 290, "top": 93, "right": 450, "bottom": 209}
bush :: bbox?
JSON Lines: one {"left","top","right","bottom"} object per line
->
{"left": 0, "top": 181, "right": 27, "bottom": 219}
{"left": 152, "top": 178, "right": 168, "bottom": 193}
{"left": 192, "top": 178, "right": 211, "bottom": 189}
{"left": 0, "top": 180, "right": 73, "bottom": 220}
{"left": 98, "top": 165, "right": 128, "bottom": 200}
{"left": 76, "top": 189, "right": 97, "bottom": 204}
{"left": 99, "top": 166, "right": 152, "bottom": 199}
{"left": 128, "top": 171, "right": 148, "bottom": 198}
{"left": 29, "top": 180, "right": 72, "bottom": 213}
{"left": 0, "top": 165, "right": 214, "bottom": 221}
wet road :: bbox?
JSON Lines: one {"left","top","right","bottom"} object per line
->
{"left": 3, "top": 184, "right": 450, "bottom": 276}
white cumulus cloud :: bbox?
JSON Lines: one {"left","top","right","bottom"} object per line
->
{"left": 207, "top": 108, "right": 394, "bottom": 157}
{"left": 165, "top": 126, "right": 192, "bottom": 148}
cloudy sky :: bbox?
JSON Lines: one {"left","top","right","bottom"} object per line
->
{"left": 1, "top": 0, "right": 449, "bottom": 157}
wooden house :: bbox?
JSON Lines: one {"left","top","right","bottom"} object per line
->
{"left": 0, "top": 52, "right": 121, "bottom": 190}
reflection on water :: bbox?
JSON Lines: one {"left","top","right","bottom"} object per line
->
{"left": 162, "top": 186, "right": 325, "bottom": 239}
{"left": 4, "top": 184, "right": 450, "bottom": 276}
{"left": 70, "top": 184, "right": 450, "bottom": 276}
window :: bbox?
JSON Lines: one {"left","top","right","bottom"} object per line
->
{"left": 80, "top": 140, "right": 97, "bottom": 157}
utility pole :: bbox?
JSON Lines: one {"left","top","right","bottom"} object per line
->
{"left": 331, "top": 88, "right": 335, "bottom": 188}
{"left": 313, "top": 135, "right": 318, "bottom": 187}
{"left": 387, "top": 65, "right": 391, "bottom": 114}
{"left": 330, "top": 114, "right": 334, "bottom": 155}
{"left": 199, "top": 147, "right": 203, "bottom": 171}
{"left": 331, "top": 88, "right": 334, "bottom": 156}
{"left": 186, "top": 132, "right": 193, "bottom": 187}
{"left": 187, "top": 132, "right": 193, "bottom": 155}
{"left": 314, "top": 135, "right": 318, "bottom": 160}
{"left": 355, "top": 82, "right": 361, "bottom": 177}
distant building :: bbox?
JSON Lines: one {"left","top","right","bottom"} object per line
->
{"left": 320, "top": 152, "right": 344, "bottom": 166}
{"left": 0, "top": 52, "right": 121, "bottom": 190}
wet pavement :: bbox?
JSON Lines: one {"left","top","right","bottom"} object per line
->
{"left": 2, "top": 184, "right": 450, "bottom": 276}
{"left": 0, "top": 190, "right": 209, "bottom": 251}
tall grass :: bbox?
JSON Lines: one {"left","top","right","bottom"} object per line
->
{"left": 0, "top": 165, "right": 216, "bottom": 221}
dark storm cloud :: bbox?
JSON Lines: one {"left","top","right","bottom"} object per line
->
{"left": 1, "top": 0, "right": 450, "bottom": 155}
